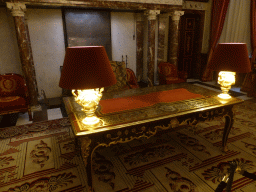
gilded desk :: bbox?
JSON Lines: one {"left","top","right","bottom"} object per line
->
{"left": 63, "top": 83, "right": 243, "bottom": 191}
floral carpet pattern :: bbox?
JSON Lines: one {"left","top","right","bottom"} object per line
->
{"left": 1, "top": 99, "right": 256, "bottom": 191}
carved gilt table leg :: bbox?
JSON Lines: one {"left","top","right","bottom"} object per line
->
{"left": 79, "top": 137, "right": 95, "bottom": 192}
{"left": 222, "top": 107, "right": 234, "bottom": 152}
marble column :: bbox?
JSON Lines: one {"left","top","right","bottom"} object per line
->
{"left": 135, "top": 13, "right": 144, "bottom": 81}
{"left": 168, "top": 11, "right": 184, "bottom": 66}
{"left": 145, "top": 10, "right": 160, "bottom": 85}
{"left": 157, "top": 13, "right": 169, "bottom": 64}
{"left": 7, "top": 2, "right": 39, "bottom": 107}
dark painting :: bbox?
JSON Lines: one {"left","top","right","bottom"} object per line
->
{"left": 64, "top": 9, "right": 112, "bottom": 60}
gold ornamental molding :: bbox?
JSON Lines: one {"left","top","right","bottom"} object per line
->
{"left": 183, "top": 1, "right": 208, "bottom": 10}
{"left": 6, "top": 2, "right": 26, "bottom": 17}
{"left": 97, "top": 0, "right": 183, "bottom": 5}
{"left": 3, "top": 0, "right": 184, "bottom": 12}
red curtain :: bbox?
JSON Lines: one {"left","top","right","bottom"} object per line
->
{"left": 250, "top": 0, "right": 256, "bottom": 64}
{"left": 241, "top": 0, "right": 256, "bottom": 94}
{"left": 201, "top": 0, "right": 230, "bottom": 81}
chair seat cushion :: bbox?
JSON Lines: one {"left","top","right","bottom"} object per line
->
{"left": 166, "top": 77, "right": 179, "bottom": 81}
{"left": 0, "top": 96, "right": 27, "bottom": 112}
{"left": 129, "top": 84, "right": 140, "bottom": 89}
{"left": 166, "top": 77, "right": 185, "bottom": 84}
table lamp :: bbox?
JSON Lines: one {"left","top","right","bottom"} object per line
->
{"left": 59, "top": 46, "right": 116, "bottom": 126}
{"left": 207, "top": 43, "right": 251, "bottom": 99}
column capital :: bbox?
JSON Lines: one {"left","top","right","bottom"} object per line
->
{"left": 169, "top": 11, "right": 184, "bottom": 21}
{"left": 6, "top": 2, "right": 26, "bottom": 17}
{"left": 144, "top": 10, "right": 160, "bottom": 20}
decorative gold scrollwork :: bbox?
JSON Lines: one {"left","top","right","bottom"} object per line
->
{"left": 155, "top": 118, "right": 189, "bottom": 130}
{"left": 146, "top": 126, "right": 158, "bottom": 136}
{"left": 106, "top": 131, "right": 122, "bottom": 141}
{"left": 0, "top": 78, "right": 16, "bottom": 92}
{"left": 79, "top": 137, "right": 91, "bottom": 166}
{"left": 200, "top": 108, "right": 225, "bottom": 119}
{"left": 188, "top": 118, "right": 197, "bottom": 126}
{"left": 117, "top": 131, "right": 122, "bottom": 136}
{"left": 135, "top": 126, "right": 146, "bottom": 135}
{"left": 102, "top": 125, "right": 157, "bottom": 148}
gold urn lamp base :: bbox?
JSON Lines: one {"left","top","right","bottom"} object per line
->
{"left": 217, "top": 71, "right": 236, "bottom": 99}
{"left": 72, "top": 88, "right": 104, "bottom": 126}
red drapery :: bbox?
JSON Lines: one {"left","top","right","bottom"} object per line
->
{"left": 201, "top": 0, "right": 230, "bottom": 82}
{"left": 250, "top": 0, "right": 256, "bottom": 64}
{"left": 241, "top": 0, "right": 256, "bottom": 95}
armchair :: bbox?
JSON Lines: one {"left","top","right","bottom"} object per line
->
{"left": 158, "top": 62, "right": 187, "bottom": 85}
{"left": 126, "top": 68, "right": 139, "bottom": 89}
{"left": 104, "top": 61, "right": 129, "bottom": 92}
{"left": 104, "top": 62, "right": 139, "bottom": 92}
{"left": 0, "top": 73, "right": 32, "bottom": 121}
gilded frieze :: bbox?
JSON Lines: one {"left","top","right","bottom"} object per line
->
{"left": 69, "top": 95, "right": 238, "bottom": 132}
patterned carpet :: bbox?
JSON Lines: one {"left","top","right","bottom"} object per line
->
{"left": 0, "top": 99, "right": 256, "bottom": 192}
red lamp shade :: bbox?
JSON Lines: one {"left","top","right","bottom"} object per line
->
{"left": 59, "top": 46, "right": 117, "bottom": 90}
{"left": 207, "top": 43, "right": 251, "bottom": 73}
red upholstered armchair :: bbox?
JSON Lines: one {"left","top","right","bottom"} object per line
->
{"left": 158, "top": 62, "right": 187, "bottom": 85}
{"left": 0, "top": 73, "right": 32, "bottom": 121}
{"left": 126, "top": 68, "right": 139, "bottom": 89}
